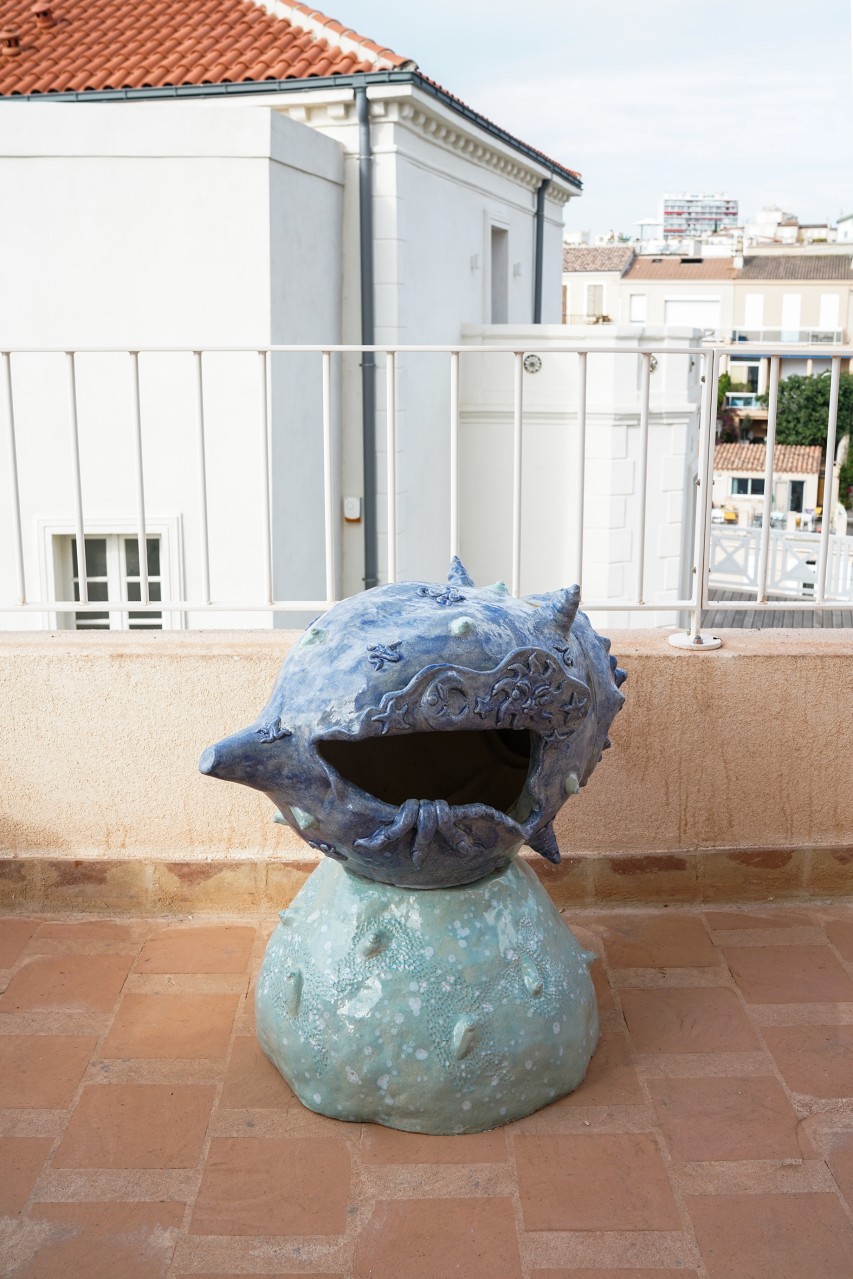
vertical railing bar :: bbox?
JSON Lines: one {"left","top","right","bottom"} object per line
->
{"left": 688, "top": 347, "right": 715, "bottom": 639}
{"left": 755, "top": 354, "right": 780, "bottom": 603}
{"left": 449, "top": 350, "right": 460, "bottom": 561}
{"left": 697, "top": 347, "right": 720, "bottom": 615}
{"left": 385, "top": 351, "right": 397, "bottom": 584}
{"left": 129, "top": 351, "right": 149, "bottom": 606}
{"left": 193, "top": 351, "right": 211, "bottom": 605}
{"left": 634, "top": 351, "right": 652, "bottom": 604}
{"left": 258, "top": 350, "right": 273, "bottom": 606}
{"left": 574, "top": 351, "right": 587, "bottom": 587}
{"left": 322, "top": 350, "right": 335, "bottom": 603}
{"left": 67, "top": 351, "right": 88, "bottom": 605}
{"left": 816, "top": 354, "right": 841, "bottom": 602}
{"left": 2, "top": 352, "right": 27, "bottom": 605}
{"left": 511, "top": 351, "right": 524, "bottom": 596}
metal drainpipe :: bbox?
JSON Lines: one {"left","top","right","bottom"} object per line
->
{"left": 533, "top": 177, "right": 551, "bottom": 323}
{"left": 355, "top": 84, "right": 378, "bottom": 588}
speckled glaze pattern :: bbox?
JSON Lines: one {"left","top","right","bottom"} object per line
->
{"left": 256, "top": 856, "right": 599, "bottom": 1134}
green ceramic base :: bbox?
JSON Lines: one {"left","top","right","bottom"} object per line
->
{"left": 255, "top": 857, "right": 599, "bottom": 1134}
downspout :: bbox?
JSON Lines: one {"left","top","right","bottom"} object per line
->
{"left": 533, "top": 177, "right": 551, "bottom": 323}
{"left": 355, "top": 84, "right": 378, "bottom": 588}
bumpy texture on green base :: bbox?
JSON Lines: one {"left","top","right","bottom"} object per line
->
{"left": 256, "top": 857, "right": 598, "bottom": 1134}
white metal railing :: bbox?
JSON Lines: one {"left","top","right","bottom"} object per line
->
{"left": 709, "top": 527, "right": 853, "bottom": 598}
{"left": 732, "top": 327, "right": 846, "bottom": 346}
{"left": 1, "top": 342, "right": 852, "bottom": 645}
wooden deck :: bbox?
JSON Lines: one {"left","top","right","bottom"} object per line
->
{"left": 703, "top": 589, "right": 853, "bottom": 629}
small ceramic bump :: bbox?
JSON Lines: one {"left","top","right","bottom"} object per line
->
{"left": 273, "top": 809, "right": 288, "bottom": 826}
{"left": 359, "top": 931, "right": 385, "bottom": 958}
{"left": 301, "top": 626, "right": 326, "bottom": 646}
{"left": 291, "top": 806, "right": 316, "bottom": 831}
{"left": 452, "top": 1016, "right": 477, "bottom": 1060}
{"left": 284, "top": 968, "right": 303, "bottom": 1016}
{"left": 521, "top": 955, "right": 544, "bottom": 997}
{"left": 488, "top": 580, "right": 509, "bottom": 595}
{"left": 450, "top": 616, "right": 475, "bottom": 637}
{"left": 580, "top": 948, "right": 598, "bottom": 967}
{"left": 564, "top": 772, "right": 580, "bottom": 796}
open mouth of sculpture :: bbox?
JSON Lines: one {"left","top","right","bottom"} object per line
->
{"left": 318, "top": 727, "right": 534, "bottom": 818}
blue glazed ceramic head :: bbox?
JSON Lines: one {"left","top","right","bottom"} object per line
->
{"left": 200, "top": 559, "right": 625, "bottom": 889}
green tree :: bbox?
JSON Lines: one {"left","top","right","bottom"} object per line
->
{"left": 716, "top": 371, "right": 731, "bottom": 414}
{"left": 760, "top": 370, "right": 853, "bottom": 446}
{"left": 760, "top": 371, "right": 853, "bottom": 508}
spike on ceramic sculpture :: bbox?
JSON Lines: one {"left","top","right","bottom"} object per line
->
{"left": 539, "top": 584, "right": 580, "bottom": 633}
{"left": 447, "top": 555, "right": 475, "bottom": 587}
{"left": 527, "top": 823, "right": 561, "bottom": 864}
{"left": 609, "top": 653, "right": 628, "bottom": 688}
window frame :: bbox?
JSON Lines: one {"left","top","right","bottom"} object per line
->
{"left": 36, "top": 514, "right": 184, "bottom": 631}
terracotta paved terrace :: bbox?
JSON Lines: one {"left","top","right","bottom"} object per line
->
{"left": 2, "top": 903, "right": 853, "bottom": 1277}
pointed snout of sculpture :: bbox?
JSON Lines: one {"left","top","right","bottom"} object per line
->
{"left": 198, "top": 726, "right": 281, "bottom": 790}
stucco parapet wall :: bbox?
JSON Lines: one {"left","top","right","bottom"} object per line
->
{"left": 1, "top": 628, "right": 851, "bottom": 905}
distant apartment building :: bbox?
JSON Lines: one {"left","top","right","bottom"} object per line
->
{"left": 661, "top": 193, "right": 738, "bottom": 240}
{"left": 562, "top": 248, "right": 853, "bottom": 382}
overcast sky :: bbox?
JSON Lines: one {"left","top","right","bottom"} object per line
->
{"left": 339, "top": 0, "right": 853, "bottom": 235}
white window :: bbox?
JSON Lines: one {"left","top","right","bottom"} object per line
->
{"left": 743, "top": 293, "right": 764, "bottom": 332}
{"left": 56, "top": 534, "right": 164, "bottom": 630}
{"left": 586, "top": 283, "right": 604, "bottom": 319}
{"left": 490, "top": 225, "right": 509, "bottom": 323}
{"left": 731, "top": 476, "right": 765, "bottom": 496}
{"left": 663, "top": 297, "right": 720, "bottom": 329}
{"left": 781, "top": 293, "right": 801, "bottom": 340}
{"left": 628, "top": 294, "right": 647, "bottom": 323}
{"left": 819, "top": 293, "right": 840, "bottom": 332}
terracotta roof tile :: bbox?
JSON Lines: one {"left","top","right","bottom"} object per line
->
{"left": 714, "top": 443, "right": 823, "bottom": 475}
{"left": 0, "top": 0, "right": 411, "bottom": 96}
{"left": 562, "top": 245, "right": 634, "bottom": 273}
{"left": 624, "top": 257, "right": 738, "bottom": 280}
{"left": 739, "top": 254, "right": 853, "bottom": 281}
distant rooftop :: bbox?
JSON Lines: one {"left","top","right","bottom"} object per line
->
{"left": 562, "top": 245, "right": 634, "bottom": 274}
{"left": 739, "top": 255, "right": 853, "bottom": 281}
{"left": 714, "top": 444, "right": 823, "bottom": 475}
{"left": 624, "top": 257, "right": 737, "bottom": 281}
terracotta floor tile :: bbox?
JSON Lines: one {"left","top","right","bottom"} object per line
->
{"left": 0, "top": 917, "right": 38, "bottom": 966}
{"left": 686, "top": 1192, "right": 853, "bottom": 1279}
{"left": 515, "top": 1132, "right": 680, "bottom": 1231}
{"left": 558, "top": 1030, "right": 644, "bottom": 1106}
{"left": 601, "top": 916, "right": 718, "bottom": 968}
{"left": 0, "top": 954, "right": 133, "bottom": 1012}
{"left": 53, "top": 1083, "right": 215, "bottom": 1168}
{"left": 826, "top": 1131, "right": 853, "bottom": 1210}
{"left": 0, "top": 1034, "right": 96, "bottom": 1107}
{"left": 353, "top": 1197, "right": 522, "bottom": 1279}
{"left": 22, "top": 1200, "right": 184, "bottom": 1279}
{"left": 135, "top": 925, "right": 255, "bottom": 975}
{"left": 648, "top": 1074, "right": 801, "bottom": 1162}
{"left": 704, "top": 909, "right": 815, "bottom": 930}
{"left": 723, "top": 944, "right": 853, "bottom": 1004}
{"left": 190, "top": 1136, "right": 350, "bottom": 1235}
{"left": 101, "top": 993, "right": 239, "bottom": 1059}
{"left": 34, "top": 920, "right": 144, "bottom": 942}
{"left": 620, "top": 987, "right": 760, "bottom": 1055}
{"left": 0, "top": 1136, "right": 53, "bottom": 1212}
{"left": 533, "top": 1272, "right": 698, "bottom": 1279}
{"left": 219, "top": 1035, "right": 292, "bottom": 1109}
{"left": 763, "top": 1024, "right": 853, "bottom": 1098}
{"left": 825, "top": 919, "right": 853, "bottom": 962}
{"left": 179, "top": 1275, "right": 342, "bottom": 1279}
{"left": 361, "top": 1124, "right": 507, "bottom": 1163}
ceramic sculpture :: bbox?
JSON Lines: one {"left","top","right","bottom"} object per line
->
{"left": 200, "top": 559, "right": 625, "bottom": 1133}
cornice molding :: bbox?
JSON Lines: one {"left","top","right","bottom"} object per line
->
{"left": 274, "top": 88, "right": 574, "bottom": 203}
